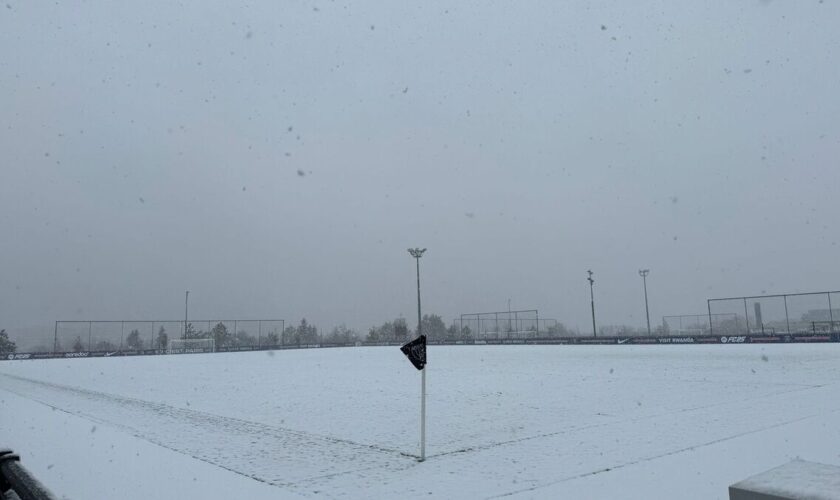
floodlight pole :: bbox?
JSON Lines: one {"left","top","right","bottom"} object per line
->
{"left": 184, "top": 291, "right": 190, "bottom": 341}
{"left": 408, "top": 247, "right": 427, "bottom": 461}
{"left": 587, "top": 270, "right": 596, "bottom": 337}
{"left": 639, "top": 269, "right": 651, "bottom": 336}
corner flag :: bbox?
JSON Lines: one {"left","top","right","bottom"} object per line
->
{"left": 400, "top": 335, "right": 426, "bottom": 370}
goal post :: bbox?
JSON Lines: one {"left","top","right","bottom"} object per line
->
{"left": 167, "top": 338, "right": 215, "bottom": 354}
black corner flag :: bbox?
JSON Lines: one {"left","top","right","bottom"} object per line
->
{"left": 400, "top": 335, "right": 426, "bottom": 370}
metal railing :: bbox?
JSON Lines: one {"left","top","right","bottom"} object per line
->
{"left": 811, "top": 321, "right": 840, "bottom": 334}
{"left": 0, "top": 449, "right": 57, "bottom": 500}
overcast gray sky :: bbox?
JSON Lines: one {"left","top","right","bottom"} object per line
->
{"left": 2, "top": 0, "right": 839, "bottom": 337}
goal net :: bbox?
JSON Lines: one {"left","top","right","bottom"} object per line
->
{"left": 167, "top": 338, "right": 215, "bottom": 354}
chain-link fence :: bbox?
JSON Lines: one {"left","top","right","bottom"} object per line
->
{"left": 662, "top": 313, "right": 737, "bottom": 336}
{"left": 708, "top": 291, "right": 840, "bottom": 336}
{"left": 457, "top": 310, "right": 562, "bottom": 339}
{"left": 53, "top": 320, "right": 285, "bottom": 353}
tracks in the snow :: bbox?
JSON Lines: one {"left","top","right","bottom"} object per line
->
{"left": 487, "top": 411, "right": 829, "bottom": 498}
{"left": 0, "top": 373, "right": 414, "bottom": 493}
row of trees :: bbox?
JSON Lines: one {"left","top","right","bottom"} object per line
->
{"left": 363, "top": 314, "right": 576, "bottom": 342}
{"left": 52, "top": 314, "right": 503, "bottom": 353}
{"left": 59, "top": 319, "right": 353, "bottom": 352}
{"left": 184, "top": 319, "right": 323, "bottom": 347}
{"left": 365, "top": 315, "right": 456, "bottom": 342}
{"left": 65, "top": 327, "right": 170, "bottom": 352}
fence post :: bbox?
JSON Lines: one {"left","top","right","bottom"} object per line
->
{"left": 743, "top": 298, "right": 750, "bottom": 335}
{"left": 258, "top": 320, "right": 262, "bottom": 348}
{"left": 707, "top": 300, "right": 713, "bottom": 336}
{"left": 120, "top": 321, "right": 125, "bottom": 352}
{"left": 784, "top": 295, "right": 791, "bottom": 334}
{"left": 53, "top": 322, "right": 58, "bottom": 354}
{"left": 514, "top": 311, "right": 518, "bottom": 338}
{"left": 88, "top": 321, "right": 92, "bottom": 351}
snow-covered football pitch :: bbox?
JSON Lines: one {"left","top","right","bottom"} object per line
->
{"left": 2, "top": 344, "right": 840, "bottom": 499}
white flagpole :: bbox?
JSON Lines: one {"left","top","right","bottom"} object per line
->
{"left": 420, "top": 365, "right": 426, "bottom": 461}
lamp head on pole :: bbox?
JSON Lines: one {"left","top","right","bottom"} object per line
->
{"left": 639, "top": 269, "right": 650, "bottom": 278}
{"left": 408, "top": 248, "right": 427, "bottom": 259}
{"left": 587, "top": 269, "right": 594, "bottom": 285}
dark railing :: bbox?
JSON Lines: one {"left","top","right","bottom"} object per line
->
{"left": 0, "top": 450, "right": 57, "bottom": 500}
{"left": 812, "top": 321, "right": 840, "bottom": 333}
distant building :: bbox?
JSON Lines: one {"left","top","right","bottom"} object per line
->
{"left": 800, "top": 309, "right": 840, "bottom": 322}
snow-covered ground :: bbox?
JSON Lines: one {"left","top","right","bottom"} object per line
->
{"left": 2, "top": 345, "right": 840, "bottom": 499}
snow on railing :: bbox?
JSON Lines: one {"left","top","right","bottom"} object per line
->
{"left": 0, "top": 449, "right": 58, "bottom": 500}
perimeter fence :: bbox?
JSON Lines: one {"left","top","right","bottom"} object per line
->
{"left": 662, "top": 313, "right": 738, "bottom": 336}
{"left": 53, "top": 319, "right": 285, "bottom": 353}
{"left": 708, "top": 291, "right": 840, "bottom": 336}
{"left": 457, "top": 310, "right": 563, "bottom": 339}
